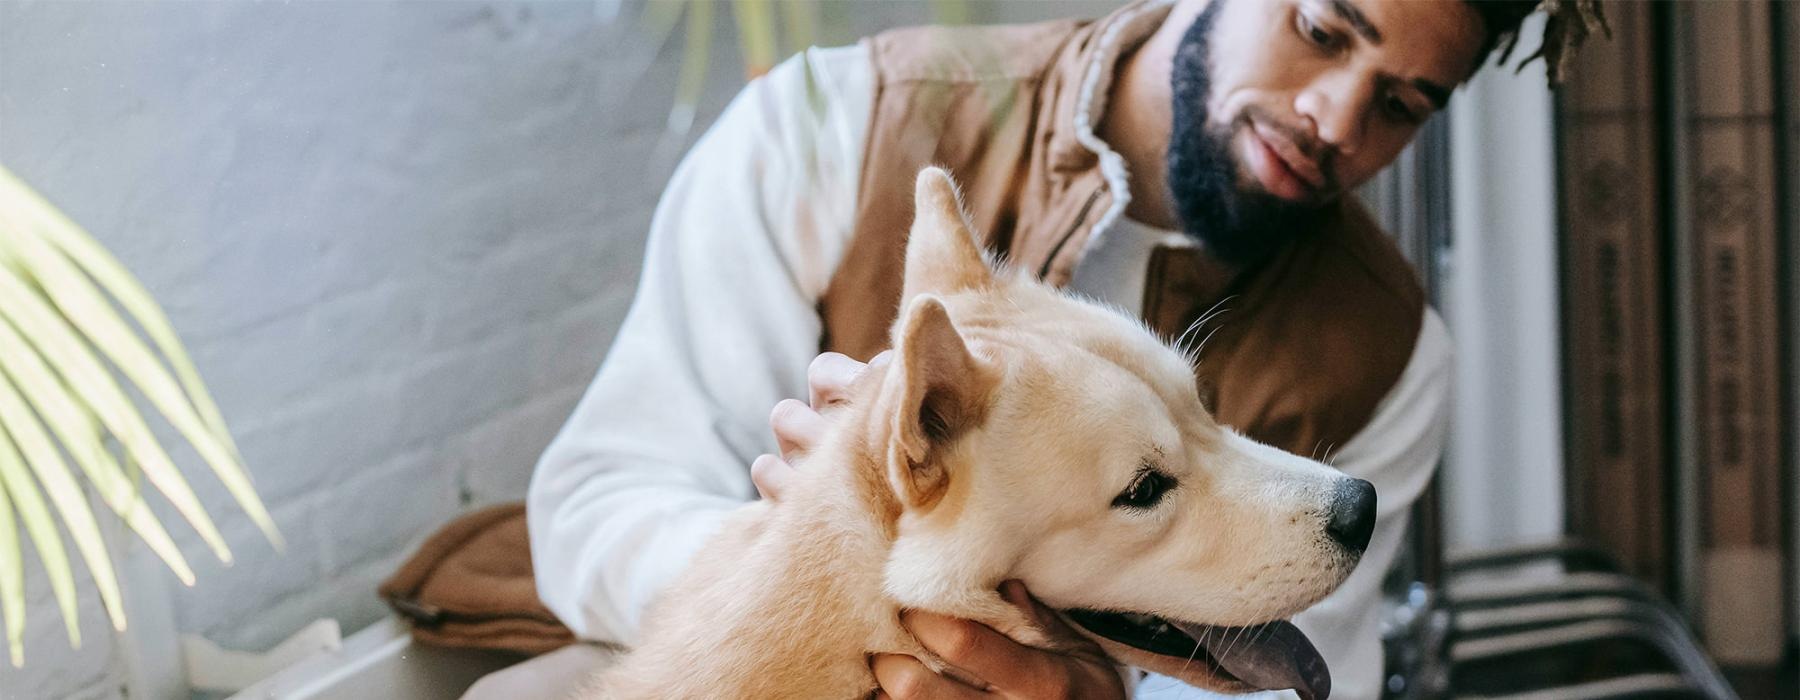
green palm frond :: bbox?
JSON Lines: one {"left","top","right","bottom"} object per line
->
{"left": 777, "top": 0, "right": 818, "bottom": 59}
{"left": 671, "top": 0, "right": 714, "bottom": 136}
{"left": 653, "top": 0, "right": 968, "bottom": 140}
{"left": 928, "top": 0, "right": 970, "bottom": 27}
{"left": 0, "top": 164, "right": 278, "bottom": 667}
{"left": 730, "top": 0, "right": 779, "bottom": 78}
{"left": 0, "top": 463, "right": 27, "bottom": 667}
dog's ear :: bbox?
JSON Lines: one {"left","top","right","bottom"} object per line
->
{"left": 887, "top": 294, "right": 990, "bottom": 509}
{"left": 902, "top": 167, "right": 993, "bottom": 301}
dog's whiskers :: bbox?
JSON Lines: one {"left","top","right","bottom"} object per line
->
{"left": 1177, "top": 618, "right": 1209, "bottom": 676}
{"left": 1173, "top": 316, "right": 1207, "bottom": 353}
{"left": 1191, "top": 325, "right": 1227, "bottom": 362}
{"left": 1173, "top": 298, "right": 1228, "bottom": 349}
{"left": 1174, "top": 297, "right": 1237, "bottom": 365}
{"left": 1216, "top": 613, "right": 1241, "bottom": 669}
{"left": 1217, "top": 595, "right": 1276, "bottom": 672}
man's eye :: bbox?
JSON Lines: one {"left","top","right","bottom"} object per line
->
{"left": 1112, "top": 468, "right": 1177, "bottom": 510}
{"left": 1297, "top": 13, "right": 1338, "bottom": 49}
{"left": 1384, "top": 94, "right": 1421, "bottom": 124}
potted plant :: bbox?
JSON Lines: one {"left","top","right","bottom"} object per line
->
{"left": 0, "top": 164, "right": 278, "bottom": 668}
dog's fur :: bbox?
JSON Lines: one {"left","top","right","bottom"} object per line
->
{"left": 582, "top": 169, "right": 1365, "bottom": 698}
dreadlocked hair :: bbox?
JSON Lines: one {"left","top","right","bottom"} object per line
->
{"left": 1469, "top": 0, "right": 1612, "bottom": 85}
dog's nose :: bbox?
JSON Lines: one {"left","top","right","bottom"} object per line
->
{"left": 1325, "top": 478, "right": 1377, "bottom": 554}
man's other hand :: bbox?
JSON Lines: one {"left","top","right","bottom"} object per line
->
{"left": 872, "top": 581, "right": 1127, "bottom": 700}
{"left": 753, "top": 351, "right": 891, "bottom": 501}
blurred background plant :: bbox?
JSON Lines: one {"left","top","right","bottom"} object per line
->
{"left": 646, "top": 0, "right": 968, "bottom": 148}
{"left": 0, "top": 165, "right": 279, "bottom": 668}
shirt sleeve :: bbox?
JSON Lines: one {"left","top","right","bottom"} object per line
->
{"left": 1283, "top": 308, "right": 1453, "bottom": 700}
{"left": 528, "top": 45, "right": 873, "bottom": 645}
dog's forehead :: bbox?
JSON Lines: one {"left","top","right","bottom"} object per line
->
{"left": 1033, "top": 290, "right": 1195, "bottom": 381}
{"left": 964, "top": 286, "right": 1205, "bottom": 423}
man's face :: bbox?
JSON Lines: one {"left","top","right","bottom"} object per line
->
{"left": 1166, "top": 0, "right": 1485, "bottom": 263}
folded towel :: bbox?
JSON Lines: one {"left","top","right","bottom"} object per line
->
{"left": 379, "top": 502, "right": 575, "bottom": 655}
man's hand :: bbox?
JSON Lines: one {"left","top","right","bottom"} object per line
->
{"left": 872, "top": 581, "right": 1127, "bottom": 700}
{"left": 753, "top": 351, "right": 890, "bottom": 500}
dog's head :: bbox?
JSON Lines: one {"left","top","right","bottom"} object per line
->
{"left": 872, "top": 168, "right": 1375, "bottom": 699}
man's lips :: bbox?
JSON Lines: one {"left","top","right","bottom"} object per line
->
{"left": 1245, "top": 123, "right": 1326, "bottom": 201}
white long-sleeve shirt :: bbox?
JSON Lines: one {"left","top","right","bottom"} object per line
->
{"left": 529, "top": 43, "right": 1452, "bottom": 700}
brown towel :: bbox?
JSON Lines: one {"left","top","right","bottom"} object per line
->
{"left": 379, "top": 502, "right": 575, "bottom": 655}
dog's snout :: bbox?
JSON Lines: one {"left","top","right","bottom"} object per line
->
{"left": 1325, "top": 478, "right": 1376, "bottom": 554}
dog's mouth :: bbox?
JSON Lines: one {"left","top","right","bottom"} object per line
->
{"left": 1063, "top": 609, "right": 1330, "bottom": 700}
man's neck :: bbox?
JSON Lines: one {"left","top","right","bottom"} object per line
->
{"left": 1100, "top": 1, "right": 1198, "bottom": 232}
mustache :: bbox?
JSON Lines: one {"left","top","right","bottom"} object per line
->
{"left": 1233, "top": 106, "right": 1339, "bottom": 195}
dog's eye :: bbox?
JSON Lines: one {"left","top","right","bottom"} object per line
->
{"left": 1112, "top": 469, "right": 1176, "bottom": 510}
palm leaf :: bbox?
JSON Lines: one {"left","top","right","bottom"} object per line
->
{"left": 0, "top": 425, "right": 78, "bottom": 661}
{"left": 778, "top": 0, "right": 817, "bottom": 57}
{"left": 0, "top": 167, "right": 248, "bottom": 467}
{"left": 0, "top": 262, "right": 233, "bottom": 567}
{"left": 0, "top": 313, "right": 196, "bottom": 587}
{"left": 0, "top": 369, "right": 124, "bottom": 636}
{"left": 731, "top": 0, "right": 778, "bottom": 78}
{"left": 671, "top": 0, "right": 712, "bottom": 137}
{"left": 0, "top": 165, "right": 276, "bottom": 666}
{"left": 0, "top": 190, "right": 279, "bottom": 551}
{"left": 0, "top": 444, "right": 35, "bottom": 666}
{"left": 930, "top": 0, "right": 971, "bottom": 26}
{"left": 657, "top": 0, "right": 972, "bottom": 139}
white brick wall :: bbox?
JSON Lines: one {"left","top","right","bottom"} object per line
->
{"left": 0, "top": 566, "right": 124, "bottom": 699}
{"left": 0, "top": 1, "right": 1113, "bottom": 697}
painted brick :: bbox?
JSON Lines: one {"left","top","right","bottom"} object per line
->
{"left": 450, "top": 384, "right": 590, "bottom": 505}
{"left": 61, "top": 679, "right": 126, "bottom": 700}
{"left": 200, "top": 550, "right": 410, "bottom": 655}
{"left": 0, "top": 545, "right": 122, "bottom": 699}
{"left": 317, "top": 447, "right": 459, "bottom": 576}
{"left": 385, "top": 336, "right": 536, "bottom": 451}
{"left": 225, "top": 377, "right": 410, "bottom": 507}
{"left": 422, "top": 235, "right": 610, "bottom": 348}
{"left": 0, "top": 2, "right": 1100, "bottom": 697}
{"left": 526, "top": 297, "right": 633, "bottom": 400}
{"left": 169, "top": 495, "right": 325, "bottom": 644}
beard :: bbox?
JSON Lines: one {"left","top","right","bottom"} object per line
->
{"left": 1166, "top": 0, "right": 1327, "bottom": 267}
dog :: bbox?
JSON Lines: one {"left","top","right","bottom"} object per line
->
{"left": 582, "top": 168, "right": 1376, "bottom": 699}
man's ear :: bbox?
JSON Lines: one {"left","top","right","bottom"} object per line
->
{"left": 902, "top": 167, "right": 993, "bottom": 302}
{"left": 887, "top": 294, "right": 990, "bottom": 509}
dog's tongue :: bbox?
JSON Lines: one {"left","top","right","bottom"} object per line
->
{"left": 1172, "top": 620, "right": 1331, "bottom": 700}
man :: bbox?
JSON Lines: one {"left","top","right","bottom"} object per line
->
{"left": 521, "top": 1, "right": 1600, "bottom": 698}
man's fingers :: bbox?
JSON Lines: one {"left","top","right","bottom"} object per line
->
{"left": 902, "top": 611, "right": 1065, "bottom": 696}
{"left": 770, "top": 399, "right": 826, "bottom": 460}
{"left": 998, "top": 580, "right": 1111, "bottom": 665}
{"left": 868, "top": 349, "right": 895, "bottom": 371}
{"left": 869, "top": 653, "right": 987, "bottom": 700}
{"left": 807, "top": 352, "right": 865, "bottom": 408}
{"left": 807, "top": 351, "right": 895, "bottom": 409}
{"left": 750, "top": 453, "right": 793, "bottom": 501}
{"left": 1000, "top": 580, "right": 1078, "bottom": 641}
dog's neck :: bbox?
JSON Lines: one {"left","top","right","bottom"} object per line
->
{"left": 604, "top": 367, "right": 1037, "bottom": 698}
{"left": 775, "top": 396, "right": 915, "bottom": 622}
{"left": 628, "top": 398, "right": 923, "bottom": 697}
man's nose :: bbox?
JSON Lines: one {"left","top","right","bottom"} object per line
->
{"left": 1325, "top": 478, "right": 1377, "bottom": 553}
{"left": 1294, "top": 72, "right": 1373, "bottom": 157}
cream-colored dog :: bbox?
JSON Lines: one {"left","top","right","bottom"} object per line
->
{"left": 583, "top": 168, "right": 1376, "bottom": 699}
